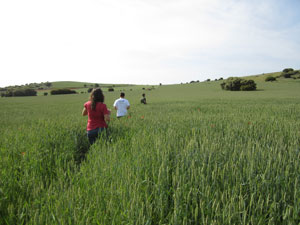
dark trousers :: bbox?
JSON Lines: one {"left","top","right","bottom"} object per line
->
{"left": 87, "top": 127, "right": 106, "bottom": 145}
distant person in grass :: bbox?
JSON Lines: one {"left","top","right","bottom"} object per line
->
{"left": 113, "top": 92, "right": 130, "bottom": 118}
{"left": 82, "top": 88, "right": 110, "bottom": 144}
{"left": 140, "top": 93, "right": 147, "bottom": 104}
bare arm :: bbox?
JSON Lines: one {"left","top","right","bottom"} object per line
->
{"left": 127, "top": 106, "right": 130, "bottom": 110}
{"left": 104, "top": 109, "right": 111, "bottom": 122}
{"left": 104, "top": 114, "right": 110, "bottom": 122}
{"left": 82, "top": 107, "right": 88, "bottom": 116}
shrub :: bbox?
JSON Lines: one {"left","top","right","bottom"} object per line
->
{"left": 240, "top": 80, "right": 257, "bottom": 91}
{"left": 108, "top": 88, "right": 114, "bottom": 92}
{"left": 14, "top": 88, "right": 37, "bottom": 96}
{"left": 294, "top": 74, "right": 300, "bottom": 79}
{"left": 87, "top": 88, "right": 93, "bottom": 93}
{"left": 282, "top": 68, "right": 294, "bottom": 73}
{"left": 282, "top": 71, "right": 296, "bottom": 78}
{"left": 220, "top": 82, "right": 226, "bottom": 90}
{"left": 265, "top": 76, "right": 276, "bottom": 82}
{"left": 1, "top": 88, "right": 37, "bottom": 97}
{"left": 50, "top": 89, "right": 77, "bottom": 95}
{"left": 221, "top": 77, "right": 256, "bottom": 91}
{"left": 44, "top": 92, "right": 48, "bottom": 96}
{"left": 221, "top": 77, "right": 242, "bottom": 91}
{"left": 4, "top": 90, "right": 13, "bottom": 97}
{"left": 44, "top": 82, "right": 52, "bottom": 87}
{"left": 280, "top": 68, "right": 300, "bottom": 78}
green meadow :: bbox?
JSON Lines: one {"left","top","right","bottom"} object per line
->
{"left": 1, "top": 79, "right": 300, "bottom": 224}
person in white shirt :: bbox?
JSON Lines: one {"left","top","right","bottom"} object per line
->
{"left": 113, "top": 92, "right": 130, "bottom": 118}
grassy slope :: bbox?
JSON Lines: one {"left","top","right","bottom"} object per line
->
{"left": 50, "top": 81, "right": 94, "bottom": 88}
{"left": 36, "top": 81, "right": 154, "bottom": 95}
{"left": 50, "top": 81, "right": 137, "bottom": 89}
{"left": 241, "top": 69, "right": 299, "bottom": 82}
{"left": 242, "top": 71, "right": 282, "bottom": 81}
{"left": 1, "top": 77, "right": 300, "bottom": 224}
{"left": 49, "top": 68, "right": 300, "bottom": 90}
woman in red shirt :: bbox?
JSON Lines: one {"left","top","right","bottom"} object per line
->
{"left": 82, "top": 88, "right": 110, "bottom": 144}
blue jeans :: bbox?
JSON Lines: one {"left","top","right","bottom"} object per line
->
{"left": 87, "top": 127, "right": 106, "bottom": 145}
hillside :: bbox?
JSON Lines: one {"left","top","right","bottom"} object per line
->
{"left": 0, "top": 81, "right": 135, "bottom": 90}
{"left": 241, "top": 69, "right": 300, "bottom": 82}
{"left": 50, "top": 81, "right": 134, "bottom": 89}
{"left": 241, "top": 71, "right": 282, "bottom": 81}
{"left": 1, "top": 68, "right": 299, "bottom": 97}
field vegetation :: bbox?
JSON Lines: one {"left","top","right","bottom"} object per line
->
{"left": 1, "top": 78, "right": 300, "bottom": 224}
{"left": 242, "top": 68, "right": 300, "bottom": 82}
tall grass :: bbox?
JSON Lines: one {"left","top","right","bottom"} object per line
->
{"left": 1, "top": 82, "right": 300, "bottom": 224}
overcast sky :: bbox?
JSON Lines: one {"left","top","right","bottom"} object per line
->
{"left": 0, "top": 0, "right": 299, "bottom": 87}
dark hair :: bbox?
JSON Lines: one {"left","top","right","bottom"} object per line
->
{"left": 142, "top": 93, "right": 145, "bottom": 97}
{"left": 90, "top": 88, "right": 104, "bottom": 110}
{"left": 120, "top": 92, "right": 125, "bottom": 97}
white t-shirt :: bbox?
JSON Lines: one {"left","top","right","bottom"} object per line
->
{"left": 113, "top": 98, "right": 130, "bottom": 117}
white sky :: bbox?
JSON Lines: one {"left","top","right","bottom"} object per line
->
{"left": 0, "top": 0, "right": 299, "bottom": 87}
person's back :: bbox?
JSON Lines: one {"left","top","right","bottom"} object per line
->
{"left": 82, "top": 88, "right": 110, "bottom": 144}
{"left": 140, "top": 93, "right": 146, "bottom": 104}
{"left": 85, "top": 101, "right": 108, "bottom": 130}
{"left": 113, "top": 92, "right": 130, "bottom": 117}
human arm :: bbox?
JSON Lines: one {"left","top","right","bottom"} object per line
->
{"left": 113, "top": 100, "right": 117, "bottom": 110}
{"left": 104, "top": 114, "right": 110, "bottom": 122}
{"left": 82, "top": 107, "right": 88, "bottom": 116}
{"left": 126, "top": 100, "right": 130, "bottom": 110}
{"left": 104, "top": 109, "right": 111, "bottom": 122}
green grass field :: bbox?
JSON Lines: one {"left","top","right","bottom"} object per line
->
{"left": 1, "top": 79, "right": 300, "bottom": 224}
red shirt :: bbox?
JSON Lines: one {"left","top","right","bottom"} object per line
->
{"left": 84, "top": 101, "right": 109, "bottom": 130}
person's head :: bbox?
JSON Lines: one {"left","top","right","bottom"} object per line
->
{"left": 90, "top": 88, "right": 104, "bottom": 110}
{"left": 142, "top": 93, "right": 145, "bottom": 97}
{"left": 120, "top": 92, "right": 125, "bottom": 98}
